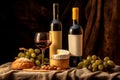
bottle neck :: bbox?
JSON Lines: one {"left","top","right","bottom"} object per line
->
{"left": 53, "top": 3, "right": 59, "bottom": 20}
{"left": 72, "top": 7, "right": 79, "bottom": 25}
{"left": 73, "top": 19, "right": 79, "bottom": 25}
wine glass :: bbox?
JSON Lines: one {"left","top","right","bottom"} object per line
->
{"left": 34, "top": 32, "right": 52, "bottom": 65}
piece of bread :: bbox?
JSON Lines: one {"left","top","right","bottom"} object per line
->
{"left": 11, "top": 58, "right": 34, "bottom": 70}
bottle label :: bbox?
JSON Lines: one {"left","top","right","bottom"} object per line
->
{"left": 49, "top": 31, "right": 62, "bottom": 59}
{"left": 68, "top": 34, "right": 83, "bottom": 56}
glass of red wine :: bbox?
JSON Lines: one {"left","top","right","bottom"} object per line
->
{"left": 34, "top": 32, "right": 52, "bottom": 65}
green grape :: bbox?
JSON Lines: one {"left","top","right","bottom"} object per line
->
{"left": 35, "top": 60, "right": 41, "bottom": 66}
{"left": 31, "top": 52, "right": 36, "bottom": 58}
{"left": 20, "top": 53, "right": 25, "bottom": 57}
{"left": 25, "top": 55, "right": 30, "bottom": 59}
{"left": 103, "top": 61, "right": 108, "bottom": 68}
{"left": 91, "top": 55, "right": 97, "bottom": 60}
{"left": 25, "top": 51, "right": 31, "bottom": 56}
{"left": 104, "top": 56, "right": 110, "bottom": 62}
{"left": 91, "top": 60, "right": 95, "bottom": 64}
{"left": 98, "top": 64, "right": 104, "bottom": 71}
{"left": 77, "top": 61, "right": 84, "bottom": 69}
{"left": 92, "top": 63, "right": 97, "bottom": 69}
{"left": 34, "top": 49, "right": 40, "bottom": 54}
{"left": 95, "top": 60, "right": 102, "bottom": 65}
{"left": 44, "top": 58, "right": 49, "bottom": 63}
{"left": 28, "top": 48, "right": 34, "bottom": 53}
{"left": 83, "top": 59, "right": 90, "bottom": 67}
{"left": 37, "top": 54, "right": 42, "bottom": 60}
{"left": 86, "top": 55, "right": 92, "bottom": 61}
{"left": 18, "top": 52, "right": 24, "bottom": 57}
{"left": 107, "top": 60, "right": 115, "bottom": 68}
{"left": 30, "top": 58, "right": 35, "bottom": 62}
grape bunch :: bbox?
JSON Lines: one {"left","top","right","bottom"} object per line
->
{"left": 15, "top": 48, "right": 49, "bottom": 66}
{"left": 77, "top": 55, "right": 115, "bottom": 72}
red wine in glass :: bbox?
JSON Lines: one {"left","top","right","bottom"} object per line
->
{"left": 35, "top": 40, "right": 52, "bottom": 50}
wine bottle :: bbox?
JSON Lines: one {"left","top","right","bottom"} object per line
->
{"left": 49, "top": 3, "right": 62, "bottom": 65}
{"left": 68, "top": 7, "right": 83, "bottom": 67}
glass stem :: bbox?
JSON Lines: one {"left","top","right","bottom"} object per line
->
{"left": 41, "top": 49, "right": 45, "bottom": 65}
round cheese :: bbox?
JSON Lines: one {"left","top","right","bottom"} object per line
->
{"left": 50, "top": 49, "right": 70, "bottom": 69}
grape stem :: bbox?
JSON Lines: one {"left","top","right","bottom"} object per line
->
{"left": 19, "top": 47, "right": 27, "bottom": 51}
{"left": 98, "top": 57, "right": 102, "bottom": 60}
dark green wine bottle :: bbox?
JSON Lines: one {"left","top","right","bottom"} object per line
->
{"left": 68, "top": 7, "right": 83, "bottom": 67}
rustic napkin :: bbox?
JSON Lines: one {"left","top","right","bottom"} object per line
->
{"left": 0, "top": 62, "right": 120, "bottom": 80}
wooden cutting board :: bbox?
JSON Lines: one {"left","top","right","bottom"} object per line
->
{"left": 23, "top": 69, "right": 65, "bottom": 72}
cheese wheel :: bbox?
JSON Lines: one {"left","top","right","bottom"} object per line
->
{"left": 50, "top": 49, "right": 70, "bottom": 69}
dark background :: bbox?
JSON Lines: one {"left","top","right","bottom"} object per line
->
{"left": 0, "top": 0, "right": 120, "bottom": 65}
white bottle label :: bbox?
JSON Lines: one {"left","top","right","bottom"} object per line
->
{"left": 68, "top": 34, "right": 83, "bottom": 56}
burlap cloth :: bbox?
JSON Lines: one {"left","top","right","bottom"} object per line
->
{"left": 0, "top": 62, "right": 120, "bottom": 80}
